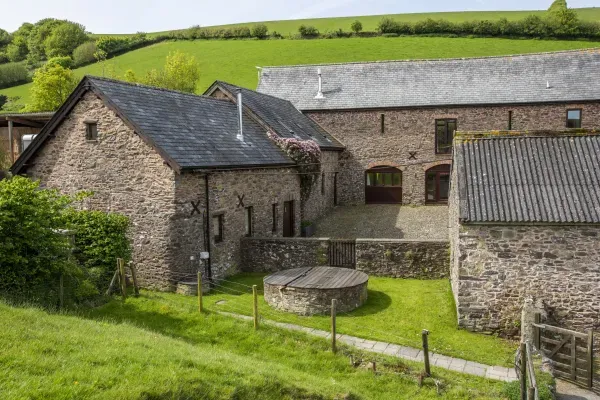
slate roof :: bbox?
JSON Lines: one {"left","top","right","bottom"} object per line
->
{"left": 257, "top": 49, "right": 600, "bottom": 111}
{"left": 454, "top": 132, "right": 600, "bottom": 224}
{"left": 208, "top": 81, "right": 343, "bottom": 150}
{"left": 12, "top": 76, "right": 295, "bottom": 173}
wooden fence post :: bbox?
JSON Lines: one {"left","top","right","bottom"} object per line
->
{"left": 118, "top": 258, "right": 126, "bottom": 301}
{"left": 534, "top": 313, "right": 541, "bottom": 351}
{"left": 587, "top": 329, "right": 594, "bottom": 389}
{"left": 527, "top": 387, "right": 535, "bottom": 400}
{"left": 571, "top": 334, "right": 577, "bottom": 381}
{"left": 129, "top": 263, "right": 139, "bottom": 297}
{"left": 422, "top": 329, "right": 431, "bottom": 376}
{"left": 253, "top": 285, "right": 258, "bottom": 330}
{"left": 59, "top": 272, "right": 64, "bottom": 309}
{"left": 331, "top": 299, "right": 337, "bottom": 353}
{"left": 197, "top": 271, "right": 203, "bottom": 313}
{"left": 520, "top": 342, "right": 527, "bottom": 400}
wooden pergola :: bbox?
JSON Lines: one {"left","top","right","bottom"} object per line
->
{"left": 0, "top": 112, "right": 54, "bottom": 163}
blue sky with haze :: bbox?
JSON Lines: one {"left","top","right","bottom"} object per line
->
{"left": 1, "top": 0, "right": 597, "bottom": 33}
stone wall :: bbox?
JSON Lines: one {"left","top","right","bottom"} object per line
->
{"left": 25, "top": 92, "right": 178, "bottom": 289}
{"left": 355, "top": 239, "right": 449, "bottom": 279}
{"left": 241, "top": 237, "right": 329, "bottom": 272}
{"left": 307, "top": 102, "right": 600, "bottom": 205}
{"left": 241, "top": 237, "right": 450, "bottom": 278}
{"left": 451, "top": 223, "right": 600, "bottom": 339}
{"left": 301, "top": 150, "right": 339, "bottom": 224}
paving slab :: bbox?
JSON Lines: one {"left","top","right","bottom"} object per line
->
{"left": 218, "top": 311, "right": 518, "bottom": 382}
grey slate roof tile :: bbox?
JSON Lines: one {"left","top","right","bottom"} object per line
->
{"left": 215, "top": 81, "right": 343, "bottom": 149}
{"left": 88, "top": 77, "right": 293, "bottom": 169}
{"left": 257, "top": 49, "right": 600, "bottom": 110}
{"left": 455, "top": 134, "right": 600, "bottom": 224}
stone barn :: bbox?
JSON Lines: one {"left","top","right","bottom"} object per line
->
{"left": 10, "top": 76, "right": 343, "bottom": 288}
{"left": 449, "top": 130, "right": 600, "bottom": 337}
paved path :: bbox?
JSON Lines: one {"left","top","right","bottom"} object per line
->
{"left": 219, "top": 311, "right": 517, "bottom": 382}
{"left": 313, "top": 205, "right": 449, "bottom": 240}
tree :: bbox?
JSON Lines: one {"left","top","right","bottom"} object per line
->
{"left": 350, "top": 20, "right": 363, "bottom": 33}
{"left": 27, "top": 63, "right": 77, "bottom": 111}
{"left": 5, "top": 23, "right": 33, "bottom": 62}
{"left": 0, "top": 28, "right": 11, "bottom": 48}
{"left": 141, "top": 51, "right": 200, "bottom": 93}
{"left": 44, "top": 21, "right": 88, "bottom": 58}
{"left": 548, "top": 0, "right": 567, "bottom": 12}
{"left": 27, "top": 18, "right": 62, "bottom": 63}
{"left": 252, "top": 24, "right": 269, "bottom": 39}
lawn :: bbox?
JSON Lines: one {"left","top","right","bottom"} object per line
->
{"left": 0, "top": 299, "right": 511, "bottom": 400}
{"left": 3, "top": 36, "right": 600, "bottom": 107}
{"left": 93, "top": 8, "right": 600, "bottom": 38}
{"left": 191, "top": 275, "right": 515, "bottom": 367}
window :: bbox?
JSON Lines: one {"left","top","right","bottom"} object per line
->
{"left": 435, "top": 119, "right": 457, "bottom": 154}
{"left": 425, "top": 165, "right": 451, "bottom": 204}
{"left": 85, "top": 122, "right": 98, "bottom": 140}
{"left": 245, "top": 206, "right": 253, "bottom": 237}
{"left": 21, "top": 134, "right": 37, "bottom": 151}
{"left": 365, "top": 167, "right": 402, "bottom": 204}
{"left": 508, "top": 111, "right": 513, "bottom": 130}
{"left": 366, "top": 171, "right": 402, "bottom": 187}
{"left": 321, "top": 173, "right": 325, "bottom": 195}
{"left": 380, "top": 113, "right": 385, "bottom": 134}
{"left": 272, "top": 204, "right": 278, "bottom": 233}
{"left": 213, "top": 214, "right": 224, "bottom": 243}
{"left": 566, "top": 109, "right": 582, "bottom": 128}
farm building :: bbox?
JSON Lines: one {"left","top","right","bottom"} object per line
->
{"left": 0, "top": 112, "right": 53, "bottom": 166}
{"left": 449, "top": 130, "right": 600, "bottom": 337}
{"left": 10, "top": 76, "right": 343, "bottom": 288}
{"left": 257, "top": 49, "right": 600, "bottom": 206}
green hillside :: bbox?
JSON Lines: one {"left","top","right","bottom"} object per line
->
{"left": 3, "top": 36, "right": 600, "bottom": 107}
{"left": 0, "top": 297, "right": 508, "bottom": 399}
{"left": 95, "top": 7, "right": 600, "bottom": 38}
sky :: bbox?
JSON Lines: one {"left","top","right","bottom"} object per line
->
{"left": 0, "top": 0, "right": 597, "bottom": 33}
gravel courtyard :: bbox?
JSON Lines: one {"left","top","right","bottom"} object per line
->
{"left": 313, "top": 205, "right": 449, "bottom": 240}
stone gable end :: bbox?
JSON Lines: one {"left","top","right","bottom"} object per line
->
{"left": 26, "top": 91, "right": 178, "bottom": 287}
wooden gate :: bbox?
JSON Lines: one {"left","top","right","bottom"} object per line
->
{"left": 328, "top": 240, "right": 356, "bottom": 268}
{"left": 533, "top": 314, "right": 596, "bottom": 390}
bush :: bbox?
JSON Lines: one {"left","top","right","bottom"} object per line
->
{"left": 231, "top": 26, "right": 251, "bottom": 38}
{"left": 252, "top": 24, "right": 269, "bottom": 39}
{"left": 95, "top": 36, "right": 131, "bottom": 54}
{"left": 0, "top": 51, "right": 8, "bottom": 64}
{"left": 0, "top": 62, "right": 29, "bottom": 89}
{"left": 44, "top": 21, "right": 88, "bottom": 58}
{"left": 350, "top": 20, "right": 363, "bottom": 33}
{"left": 377, "top": 17, "right": 400, "bottom": 34}
{"left": 298, "top": 25, "right": 319, "bottom": 38}
{"left": 65, "top": 210, "right": 131, "bottom": 292}
{"left": 46, "top": 56, "right": 72, "bottom": 68}
{"left": 72, "top": 41, "right": 97, "bottom": 66}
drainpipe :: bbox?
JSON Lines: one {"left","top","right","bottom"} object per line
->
{"left": 204, "top": 173, "right": 212, "bottom": 284}
{"left": 8, "top": 119, "right": 14, "bottom": 164}
{"left": 236, "top": 89, "right": 244, "bottom": 142}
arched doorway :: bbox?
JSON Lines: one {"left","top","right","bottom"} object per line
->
{"left": 425, "top": 164, "right": 451, "bottom": 204}
{"left": 365, "top": 167, "right": 402, "bottom": 204}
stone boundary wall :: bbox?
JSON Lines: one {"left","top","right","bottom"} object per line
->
{"left": 355, "top": 239, "right": 449, "bottom": 279}
{"left": 241, "top": 237, "right": 449, "bottom": 278}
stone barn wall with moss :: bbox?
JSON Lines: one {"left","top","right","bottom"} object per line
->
{"left": 241, "top": 237, "right": 449, "bottom": 278}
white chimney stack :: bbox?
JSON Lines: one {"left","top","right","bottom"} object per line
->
{"left": 236, "top": 89, "right": 244, "bottom": 142}
{"left": 315, "top": 68, "right": 324, "bottom": 99}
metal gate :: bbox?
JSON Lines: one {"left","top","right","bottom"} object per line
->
{"left": 328, "top": 239, "right": 356, "bottom": 268}
{"left": 533, "top": 314, "right": 596, "bottom": 391}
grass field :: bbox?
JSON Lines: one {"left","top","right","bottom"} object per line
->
{"left": 3, "top": 36, "right": 600, "bottom": 108}
{"left": 185, "top": 275, "right": 515, "bottom": 367}
{"left": 0, "top": 298, "right": 511, "bottom": 399}
{"left": 93, "top": 7, "right": 600, "bottom": 38}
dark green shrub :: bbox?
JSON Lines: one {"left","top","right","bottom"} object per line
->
{"left": 298, "top": 25, "right": 319, "bottom": 38}
{"left": 377, "top": 17, "right": 400, "bottom": 34}
{"left": 350, "top": 20, "right": 363, "bottom": 33}
{"left": 520, "top": 15, "right": 548, "bottom": 37}
{"left": 252, "top": 24, "right": 269, "bottom": 39}
{"left": 72, "top": 41, "right": 97, "bottom": 66}
{"left": 65, "top": 210, "right": 131, "bottom": 291}
{"left": 232, "top": 26, "right": 251, "bottom": 38}
{"left": 0, "top": 51, "right": 8, "bottom": 64}
{"left": 413, "top": 18, "right": 443, "bottom": 34}
{"left": 0, "top": 62, "right": 29, "bottom": 89}
{"left": 270, "top": 31, "right": 283, "bottom": 39}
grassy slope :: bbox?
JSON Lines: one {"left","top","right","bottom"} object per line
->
{"left": 94, "top": 8, "right": 600, "bottom": 38}
{"left": 0, "top": 299, "right": 508, "bottom": 400}
{"left": 201, "top": 275, "right": 516, "bottom": 367}
{"left": 3, "top": 36, "right": 600, "bottom": 106}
